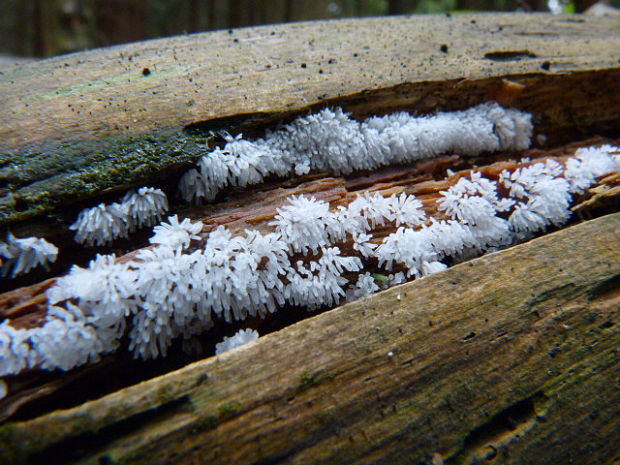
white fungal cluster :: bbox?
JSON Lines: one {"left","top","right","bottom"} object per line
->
{"left": 0, "top": 302, "right": 113, "bottom": 374}
{"left": 66, "top": 104, "right": 530, "bottom": 248}
{"left": 179, "top": 103, "right": 533, "bottom": 203}
{"left": 0, "top": 233, "right": 58, "bottom": 278}
{"left": 0, "top": 143, "right": 617, "bottom": 377}
{"left": 215, "top": 329, "right": 260, "bottom": 355}
{"left": 70, "top": 187, "right": 168, "bottom": 246}
{"left": 149, "top": 215, "right": 203, "bottom": 249}
{"left": 0, "top": 98, "right": 618, "bottom": 379}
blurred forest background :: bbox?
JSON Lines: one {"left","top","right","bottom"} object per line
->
{"left": 1, "top": 0, "right": 618, "bottom": 58}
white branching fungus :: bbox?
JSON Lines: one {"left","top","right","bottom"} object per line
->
{"left": 70, "top": 203, "right": 128, "bottom": 246}
{"left": 439, "top": 172, "right": 515, "bottom": 225}
{"left": 376, "top": 227, "right": 447, "bottom": 278}
{"left": 70, "top": 187, "right": 168, "bottom": 246}
{"left": 437, "top": 172, "right": 514, "bottom": 252}
{"left": 47, "top": 254, "right": 139, "bottom": 323}
{"left": 284, "top": 247, "right": 363, "bottom": 310}
{"left": 564, "top": 145, "right": 619, "bottom": 194}
{"left": 179, "top": 103, "right": 533, "bottom": 203}
{"left": 501, "top": 159, "right": 572, "bottom": 238}
{"left": 150, "top": 215, "right": 203, "bottom": 249}
{"left": 215, "top": 329, "right": 260, "bottom": 355}
{"left": 346, "top": 272, "right": 381, "bottom": 300}
{"left": 0, "top": 233, "right": 58, "bottom": 278}
{"left": 122, "top": 187, "right": 169, "bottom": 231}
{"left": 352, "top": 232, "right": 377, "bottom": 258}
{"left": 271, "top": 195, "right": 345, "bottom": 254}
{"left": 0, "top": 100, "right": 618, "bottom": 379}
{"left": 0, "top": 302, "right": 114, "bottom": 375}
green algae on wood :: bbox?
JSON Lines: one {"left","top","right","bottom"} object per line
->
{"left": 0, "top": 130, "right": 216, "bottom": 227}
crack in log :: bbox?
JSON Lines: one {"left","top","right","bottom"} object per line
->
{"left": 483, "top": 51, "right": 538, "bottom": 61}
{"left": 445, "top": 391, "right": 550, "bottom": 465}
{"left": 586, "top": 273, "right": 620, "bottom": 301}
{"left": 524, "top": 283, "right": 578, "bottom": 309}
{"left": 26, "top": 396, "right": 192, "bottom": 465}
{"left": 184, "top": 111, "right": 281, "bottom": 138}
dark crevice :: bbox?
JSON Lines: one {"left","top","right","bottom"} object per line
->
{"left": 525, "top": 282, "right": 578, "bottom": 309}
{"left": 29, "top": 395, "right": 191, "bottom": 465}
{"left": 446, "top": 391, "right": 549, "bottom": 464}
{"left": 184, "top": 111, "right": 282, "bottom": 138}
{"left": 587, "top": 273, "right": 620, "bottom": 301}
{"left": 559, "top": 18, "right": 585, "bottom": 23}
{"left": 483, "top": 50, "right": 537, "bottom": 62}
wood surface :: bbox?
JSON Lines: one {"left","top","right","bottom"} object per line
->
{"left": 0, "top": 212, "right": 617, "bottom": 465}
{"left": 2, "top": 13, "right": 620, "bottom": 230}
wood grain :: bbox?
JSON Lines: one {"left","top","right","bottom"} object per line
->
{"left": 0, "top": 212, "right": 617, "bottom": 465}
{"left": 3, "top": 13, "right": 620, "bottom": 149}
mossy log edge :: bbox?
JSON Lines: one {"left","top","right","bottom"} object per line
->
{"left": 0, "top": 212, "right": 618, "bottom": 465}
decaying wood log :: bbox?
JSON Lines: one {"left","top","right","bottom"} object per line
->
{"left": 0, "top": 12, "right": 619, "bottom": 465}
{"left": 0, "top": 212, "right": 618, "bottom": 465}
{"left": 2, "top": 13, "right": 620, "bottom": 232}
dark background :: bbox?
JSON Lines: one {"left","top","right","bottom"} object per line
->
{"left": 0, "top": 0, "right": 617, "bottom": 58}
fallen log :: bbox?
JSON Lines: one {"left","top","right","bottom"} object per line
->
{"left": 0, "top": 13, "right": 619, "bottom": 465}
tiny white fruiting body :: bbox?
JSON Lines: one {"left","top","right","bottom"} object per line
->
{"left": 70, "top": 187, "right": 168, "bottom": 246}
{"left": 215, "top": 329, "right": 260, "bottom": 355}
{"left": 0, "top": 234, "right": 58, "bottom": 277}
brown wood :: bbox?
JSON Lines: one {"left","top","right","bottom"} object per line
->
{"left": 0, "top": 212, "right": 617, "bottom": 465}
{"left": 4, "top": 12, "right": 620, "bottom": 150}
{"left": 3, "top": 11, "right": 620, "bottom": 150}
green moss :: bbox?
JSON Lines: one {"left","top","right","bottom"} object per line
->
{"left": 0, "top": 129, "right": 215, "bottom": 228}
{"left": 371, "top": 273, "right": 389, "bottom": 282}
{"left": 189, "top": 415, "right": 219, "bottom": 434}
{"left": 299, "top": 372, "right": 319, "bottom": 389}
{"left": 218, "top": 403, "right": 239, "bottom": 418}
{"left": 295, "top": 371, "right": 334, "bottom": 394}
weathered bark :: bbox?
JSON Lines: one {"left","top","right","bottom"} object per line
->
{"left": 0, "top": 212, "right": 618, "bottom": 465}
